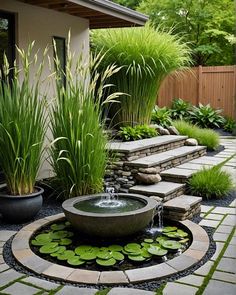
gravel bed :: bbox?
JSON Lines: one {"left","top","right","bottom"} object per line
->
{"left": 201, "top": 190, "right": 236, "bottom": 208}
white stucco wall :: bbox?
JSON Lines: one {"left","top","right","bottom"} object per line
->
{"left": 0, "top": 0, "right": 90, "bottom": 179}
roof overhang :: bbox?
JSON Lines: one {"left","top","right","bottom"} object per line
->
{"left": 18, "top": 0, "right": 148, "bottom": 29}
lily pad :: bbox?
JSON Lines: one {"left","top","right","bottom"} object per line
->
{"left": 57, "top": 250, "right": 75, "bottom": 260}
{"left": 162, "top": 226, "right": 177, "bottom": 233}
{"left": 97, "top": 251, "right": 112, "bottom": 260}
{"left": 141, "top": 249, "right": 152, "bottom": 258}
{"left": 75, "top": 245, "right": 93, "bottom": 255}
{"left": 39, "top": 243, "right": 59, "bottom": 254}
{"left": 144, "top": 239, "right": 154, "bottom": 243}
{"left": 108, "top": 245, "right": 123, "bottom": 252}
{"left": 80, "top": 252, "right": 97, "bottom": 261}
{"left": 51, "top": 224, "right": 66, "bottom": 231}
{"left": 161, "top": 240, "right": 182, "bottom": 250}
{"left": 128, "top": 255, "right": 146, "bottom": 261}
{"left": 163, "top": 232, "right": 179, "bottom": 238}
{"left": 67, "top": 256, "right": 85, "bottom": 266}
{"left": 112, "top": 252, "right": 124, "bottom": 261}
{"left": 148, "top": 246, "right": 167, "bottom": 256}
{"left": 59, "top": 238, "right": 72, "bottom": 246}
{"left": 125, "top": 243, "right": 141, "bottom": 250}
{"left": 96, "top": 258, "right": 116, "bottom": 266}
{"left": 156, "top": 236, "right": 168, "bottom": 243}
{"left": 141, "top": 242, "right": 150, "bottom": 249}
{"left": 179, "top": 238, "right": 189, "bottom": 244}
{"left": 177, "top": 230, "right": 188, "bottom": 238}
{"left": 50, "top": 231, "right": 68, "bottom": 239}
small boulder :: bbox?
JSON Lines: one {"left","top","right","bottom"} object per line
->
{"left": 167, "top": 126, "right": 179, "bottom": 135}
{"left": 156, "top": 126, "right": 170, "bottom": 135}
{"left": 135, "top": 173, "right": 162, "bottom": 184}
{"left": 139, "top": 167, "right": 160, "bottom": 174}
{"left": 185, "top": 138, "right": 198, "bottom": 146}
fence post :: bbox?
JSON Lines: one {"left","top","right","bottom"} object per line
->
{"left": 198, "top": 65, "right": 202, "bottom": 105}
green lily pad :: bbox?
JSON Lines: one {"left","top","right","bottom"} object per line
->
{"left": 141, "top": 249, "right": 152, "bottom": 258}
{"left": 51, "top": 224, "right": 66, "bottom": 231}
{"left": 161, "top": 240, "right": 182, "bottom": 250}
{"left": 59, "top": 238, "right": 72, "bottom": 246}
{"left": 148, "top": 246, "right": 167, "bottom": 256}
{"left": 112, "top": 252, "right": 124, "bottom": 261}
{"left": 80, "top": 252, "right": 97, "bottom": 260}
{"left": 31, "top": 239, "right": 48, "bottom": 246}
{"left": 163, "top": 232, "right": 179, "bottom": 238}
{"left": 141, "top": 242, "right": 150, "bottom": 249}
{"left": 97, "top": 251, "right": 112, "bottom": 260}
{"left": 128, "top": 255, "right": 146, "bottom": 261}
{"left": 66, "top": 231, "right": 74, "bottom": 238}
{"left": 125, "top": 243, "right": 141, "bottom": 250}
{"left": 177, "top": 230, "right": 188, "bottom": 238}
{"left": 67, "top": 256, "right": 85, "bottom": 266}
{"left": 108, "top": 245, "right": 123, "bottom": 252}
{"left": 39, "top": 243, "right": 59, "bottom": 254}
{"left": 144, "top": 239, "right": 154, "bottom": 243}
{"left": 75, "top": 245, "right": 93, "bottom": 255}
{"left": 179, "top": 238, "right": 189, "bottom": 244}
{"left": 162, "top": 226, "right": 178, "bottom": 233}
{"left": 96, "top": 258, "right": 116, "bottom": 266}
{"left": 50, "top": 231, "right": 68, "bottom": 239}
{"left": 156, "top": 236, "right": 168, "bottom": 243}
{"left": 124, "top": 246, "right": 142, "bottom": 255}
{"left": 50, "top": 246, "right": 66, "bottom": 257}
{"left": 57, "top": 250, "right": 75, "bottom": 260}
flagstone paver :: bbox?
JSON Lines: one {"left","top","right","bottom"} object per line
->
{"left": 203, "top": 279, "right": 236, "bottom": 295}
{"left": 194, "top": 260, "right": 214, "bottom": 276}
{"left": 213, "top": 232, "right": 230, "bottom": 242}
{"left": 211, "top": 207, "right": 236, "bottom": 215}
{"left": 22, "top": 276, "right": 60, "bottom": 291}
{"left": 223, "top": 244, "right": 236, "bottom": 258}
{"left": 55, "top": 286, "right": 97, "bottom": 295}
{"left": 201, "top": 205, "right": 213, "bottom": 213}
{"left": 217, "top": 257, "right": 236, "bottom": 273}
{"left": 1, "top": 282, "right": 40, "bottom": 295}
{"left": 199, "top": 219, "right": 220, "bottom": 228}
{"left": 221, "top": 215, "right": 236, "bottom": 226}
{"left": 216, "top": 225, "right": 234, "bottom": 234}
{"left": 205, "top": 213, "right": 224, "bottom": 221}
{"left": 212, "top": 271, "right": 236, "bottom": 284}
{"left": 163, "top": 282, "right": 198, "bottom": 295}
{"left": 176, "top": 274, "right": 204, "bottom": 286}
{"left": 108, "top": 287, "right": 155, "bottom": 295}
{"left": 0, "top": 230, "right": 16, "bottom": 242}
{"left": 211, "top": 242, "right": 225, "bottom": 261}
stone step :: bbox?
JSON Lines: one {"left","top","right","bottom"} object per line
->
{"left": 126, "top": 146, "right": 206, "bottom": 170}
{"left": 160, "top": 167, "right": 196, "bottom": 183}
{"left": 129, "top": 181, "right": 185, "bottom": 201}
{"left": 107, "top": 135, "right": 188, "bottom": 161}
{"left": 163, "top": 195, "right": 202, "bottom": 221}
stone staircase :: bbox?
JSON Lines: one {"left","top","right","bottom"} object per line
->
{"left": 106, "top": 135, "right": 219, "bottom": 221}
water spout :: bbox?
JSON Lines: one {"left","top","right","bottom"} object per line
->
{"left": 95, "top": 186, "right": 125, "bottom": 208}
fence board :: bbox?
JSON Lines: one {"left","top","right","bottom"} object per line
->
{"left": 158, "top": 65, "right": 236, "bottom": 118}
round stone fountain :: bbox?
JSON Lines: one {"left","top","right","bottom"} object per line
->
{"left": 62, "top": 192, "right": 158, "bottom": 238}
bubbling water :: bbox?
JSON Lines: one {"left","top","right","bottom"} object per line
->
{"left": 95, "top": 187, "right": 126, "bottom": 208}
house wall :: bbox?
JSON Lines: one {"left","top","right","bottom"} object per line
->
{"left": 0, "top": 0, "right": 90, "bottom": 179}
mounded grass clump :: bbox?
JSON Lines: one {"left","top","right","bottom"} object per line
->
{"left": 173, "top": 120, "right": 219, "bottom": 150}
{"left": 189, "top": 166, "right": 234, "bottom": 200}
{"left": 92, "top": 25, "right": 191, "bottom": 127}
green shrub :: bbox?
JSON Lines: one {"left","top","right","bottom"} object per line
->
{"left": 0, "top": 43, "right": 47, "bottom": 195}
{"left": 170, "top": 98, "right": 191, "bottom": 120}
{"left": 50, "top": 45, "right": 120, "bottom": 198}
{"left": 173, "top": 120, "right": 219, "bottom": 150}
{"left": 223, "top": 117, "right": 236, "bottom": 133}
{"left": 189, "top": 166, "right": 233, "bottom": 200}
{"left": 118, "top": 125, "right": 158, "bottom": 141}
{"left": 92, "top": 25, "right": 191, "bottom": 127}
{"left": 189, "top": 103, "right": 225, "bottom": 128}
{"left": 151, "top": 106, "right": 172, "bottom": 128}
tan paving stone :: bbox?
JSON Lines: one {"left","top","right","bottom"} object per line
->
{"left": 184, "top": 249, "right": 205, "bottom": 261}
{"left": 67, "top": 269, "right": 100, "bottom": 284}
{"left": 203, "top": 279, "right": 236, "bottom": 295}
{"left": 213, "top": 232, "right": 230, "bottom": 242}
{"left": 199, "top": 219, "right": 220, "bottom": 228}
{"left": 166, "top": 254, "right": 198, "bottom": 272}
{"left": 125, "top": 263, "right": 176, "bottom": 283}
{"left": 176, "top": 274, "right": 204, "bottom": 286}
{"left": 211, "top": 242, "right": 224, "bottom": 261}
{"left": 1, "top": 282, "right": 40, "bottom": 295}
{"left": 216, "top": 225, "right": 234, "bottom": 234}
{"left": 211, "top": 207, "right": 236, "bottom": 215}
{"left": 0, "top": 230, "right": 16, "bottom": 242}
{"left": 43, "top": 264, "right": 74, "bottom": 280}
{"left": 212, "top": 270, "right": 236, "bottom": 284}
{"left": 99, "top": 271, "right": 128, "bottom": 284}
{"left": 190, "top": 241, "right": 209, "bottom": 252}
{"left": 194, "top": 260, "right": 214, "bottom": 276}
{"left": 163, "top": 282, "right": 197, "bottom": 295}
{"left": 205, "top": 214, "right": 224, "bottom": 221}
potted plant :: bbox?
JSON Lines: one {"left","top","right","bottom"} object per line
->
{"left": 0, "top": 43, "right": 47, "bottom": 222}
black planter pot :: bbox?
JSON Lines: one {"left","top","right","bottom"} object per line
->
{"left": 0, "top": 186, "right": 44, "bottom": 223}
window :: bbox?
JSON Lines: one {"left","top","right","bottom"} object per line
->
{"left": 0, "top": 11, "right": 15, "bottom": 75}
{"left": 53, "top": 36, "right": 66, "bottom": 87}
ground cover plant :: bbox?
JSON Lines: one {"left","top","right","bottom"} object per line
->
{"left": 151, "top": 106, "right": 172, "bottom": 128}
{"left": 189, "top": 166, "right": 234, "bottom": 200}
{"left": 31, "top": 220, "right": 190, "bottom": 270}
{"left": 173, "top": 120, "right": 219, "bottom": 150}
{"left": 50, "top": 39, "right": 121, "bottom": 198}
{"left": 119, "top": 125, "right": 158, "bottom": 141}
{"left": 0, "top": 43, "right": 47, "bottom": 195}
{"left": 188, "top": 103, "right": 225, "bottom": 129}
{"left": 92, "top": 25, "right": 191, "bottom": 127}
{"left": 223, "top": 117, "right": 236, "bottom": 133}
{"left": 170, "top": 98, "right": 191, "bottom": 121}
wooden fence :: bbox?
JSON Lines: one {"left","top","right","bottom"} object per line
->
{"left": 158, "top": 65, "right": 236, "bottom": 118}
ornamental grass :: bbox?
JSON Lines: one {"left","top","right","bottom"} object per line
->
{"left": 92, "top": 25, "right": 191, "bottom": 127}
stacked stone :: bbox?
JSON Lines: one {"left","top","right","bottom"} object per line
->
{"left": 163, "top": 195, "right": 202, "bottom": 221}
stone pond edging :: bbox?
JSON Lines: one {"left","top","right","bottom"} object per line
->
{"left": 11, "top": 214, "right": 210, "bottom": 285}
